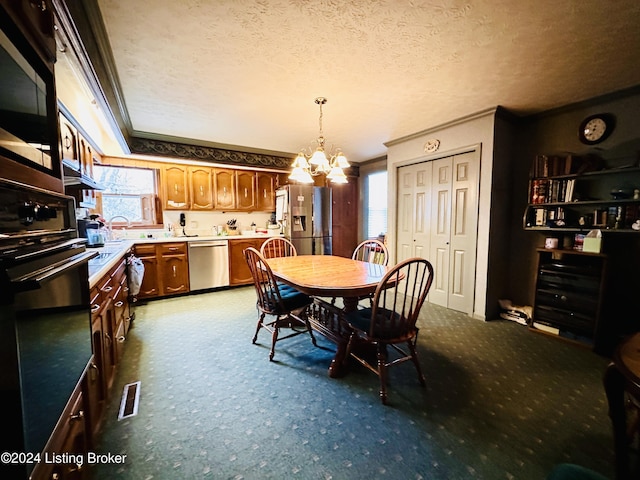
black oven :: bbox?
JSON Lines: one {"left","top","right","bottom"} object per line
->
{"left": 0, "top": 178, "right": 95, "bottom": 478}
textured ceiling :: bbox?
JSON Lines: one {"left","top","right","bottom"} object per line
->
{"left": 93, "top": 0, "right": 640, "bottom": 163}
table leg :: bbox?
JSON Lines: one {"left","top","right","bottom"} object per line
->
{"left": 342, "top": 296, "right": 359, "bottom": 313}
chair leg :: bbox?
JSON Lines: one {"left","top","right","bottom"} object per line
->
{"left": 252, "top": 312, "right": 265, "bottom": 344}
{"left": 377, "top": 343, "right": 389, "bottom": 405}
{"left": 269, "top": 324, "right": 279, "bottom": 361}
{"left": 407, "top": 340, "right": 426, "bottom": 387}
{"left": 299, "top": 310, "right": 318, "bottom": 347}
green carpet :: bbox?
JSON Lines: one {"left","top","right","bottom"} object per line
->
{"left": 87, "top": 287, "right": 615, "bottom": 479}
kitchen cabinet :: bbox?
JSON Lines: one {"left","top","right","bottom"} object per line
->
{"left": 31, "top": 383, "right": 87, "bottom": 480}
{"left": 78, "top": 134, "right": 98, "bottom": 208}
{"left": 162, "top": 164, "right": 190, "bottom": 209}
{"left": 0, "top": 0, "right": 56, "bottom": 67}
{"left": 86, "top": 254, "right": 133, "bottom": 441}
{"left": 159, "top": 162, "right": 277, "bottom": 211}
{"left": 134, "top": 242, "right": 189, "bottom": 298}
{"left": 135, "top": 244, "right": 160, "bottom": 299}
{"left": 228, "top": 238, "right": 266, "bottom": 285}
{"left": 159, "top": 242, "right": 190, "bottom": 295}
{"left": 256, "top": 172, "right": 276, "bottom": 211}
{"left": 236, "top": 170, "right": 256, "bottom": 210}
{"left": 60, "top": 113, "right": 80, "bottom": 170}
{"left": 214, "top": 168, "right": 236, "bottom": 210}
{"left": 190, "top": 166, "right": 214, "bottom": 210}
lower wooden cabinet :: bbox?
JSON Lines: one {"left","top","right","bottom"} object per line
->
{"left": 134, "top": 242, "right": 189, "bottom": 299}
{"left": 228, "top": 238, "right": 267, "bottom": 285}
{"left": 31, "top": 383, "right": 87, "bottom": 480}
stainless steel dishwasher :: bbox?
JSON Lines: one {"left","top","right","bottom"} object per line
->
{"left": 188, "top": 240, "right": 230, "bottom": 290}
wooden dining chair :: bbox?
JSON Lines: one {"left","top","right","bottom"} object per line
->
{"left": 351, "top": 239, "right": 389, "bottom": 266}
{"left": 244, "top": 247, "right": 316, "bottom": 361}
{"left": 260, "top": 237, "right": 297, "bottom": 258}
{"left": 343, "top": 257, "right": 434, "bottom": 405}
{"left": 348, "top": 239, "right": 389, "bottom": 307}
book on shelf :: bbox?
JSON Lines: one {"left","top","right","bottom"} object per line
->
{"left": 532, "top": 321, "right": 560, "bottom": 335}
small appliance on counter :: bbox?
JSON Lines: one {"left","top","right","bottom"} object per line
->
{"left": 77, "top": 215, "right": 106, "bottom": 247}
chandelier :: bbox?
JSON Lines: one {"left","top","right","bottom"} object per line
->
{"left": 289, "top": 97, "right": 350, "bottom": 184}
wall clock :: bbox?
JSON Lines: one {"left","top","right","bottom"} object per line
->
{"left": 578, "top": 113, "right": 615, "bottom": 145}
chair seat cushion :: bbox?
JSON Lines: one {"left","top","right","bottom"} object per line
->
{"left": 273, "top": 285, "right": 311, "bottom": 313}
{"left": 345, "top": 307, "right": 410, "bottom": 339}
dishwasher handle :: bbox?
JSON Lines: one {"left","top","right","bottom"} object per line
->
{"left": 188, "top": 241, "right": 228, "bottom": 248}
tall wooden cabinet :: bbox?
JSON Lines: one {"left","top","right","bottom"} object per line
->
{"left": 331, "top": 181, "right": 359, "bottom": 258}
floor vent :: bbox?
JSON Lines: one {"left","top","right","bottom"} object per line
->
{"left": 118, "top": 381, "right": 141, "bottom": 420}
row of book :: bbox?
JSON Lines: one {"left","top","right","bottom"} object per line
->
{"left": 530, "top": 154, "right": 603, "bottom": 178}
{"left": 530, "top": 178, "right": 575, "bottom": 204}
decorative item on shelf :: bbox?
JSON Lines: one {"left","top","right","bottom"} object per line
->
{"left": 610, "top": 189, "right": 630, "bottom": 200}
{"left": 289, "top": 97, "right": 349, "bottom": 185}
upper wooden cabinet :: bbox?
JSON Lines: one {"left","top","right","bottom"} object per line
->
{"left": 161, "top": 163, "right": 278, "bottom": 211}
{"left": 214, "top": 168, "right": 236, "bottom": 210}
{"left": 236, "top": 170, "right": 256, "bottom": 211}
{"left": 162, "top": 164, "right": 190, "bottom": 209}
{"left": 257, "top": 172, "right": 276, "bottom": 212}
{"left": 190, "top": 166, "right": 214, "bottom": 210}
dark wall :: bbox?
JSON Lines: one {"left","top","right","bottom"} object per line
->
{"left": 507, "top": 86, "right": 640, "bottom": 336}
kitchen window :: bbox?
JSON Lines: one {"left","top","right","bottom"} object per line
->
{"left": 93, "top": 165, "right": 159, "bottom": 226}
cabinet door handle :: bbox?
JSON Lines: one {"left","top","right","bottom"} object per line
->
{"left": 172, "top": 265, "right": 177, "bottom": 277}
{"left": 91, "top": 304, "right": 100, "bottom": 313}
{"left": 118, "top": 335, "right": 126, "bottom": 343}
{"left": 90, "top": 363, "right": 99, "bottom": 381}
{"left": 102, "top": 285, "right": 113, "bottom": 293}
{"left": 263, "top": 188, "right": 267, "bottom": 198}
{"left": 70, "top": 410, "right": 84, "bottom": 421}
{"left": 115, "top": 301, "right": 124, "bottom": 307}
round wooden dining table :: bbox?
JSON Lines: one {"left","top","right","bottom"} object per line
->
{"left": 603, "top": 332, "right": 640, "bottom": 479}
{"left": 265, "top": 255, "right": 398, "bottom": 376}
{"left": 265, "top": 254, "right": 393, "bottom": 311}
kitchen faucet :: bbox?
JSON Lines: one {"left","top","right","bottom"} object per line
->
{"left": 107, "top": 215, "right": 131, "bottom": 240}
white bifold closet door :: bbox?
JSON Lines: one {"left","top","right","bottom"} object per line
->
{"left": 396, "top": 149, "right": 478, "bottom": 315}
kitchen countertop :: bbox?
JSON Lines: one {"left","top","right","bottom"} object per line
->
{"left": 87, "top": 233, "right": 282, "bottom": 287}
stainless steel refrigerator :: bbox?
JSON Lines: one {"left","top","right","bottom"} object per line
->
{"left": 275, "top": 185, "right": 332, "bottom": 255}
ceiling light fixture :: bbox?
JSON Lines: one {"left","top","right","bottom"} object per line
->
{"left": 289, "top": 97, "right": 349, "bottom": 184}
